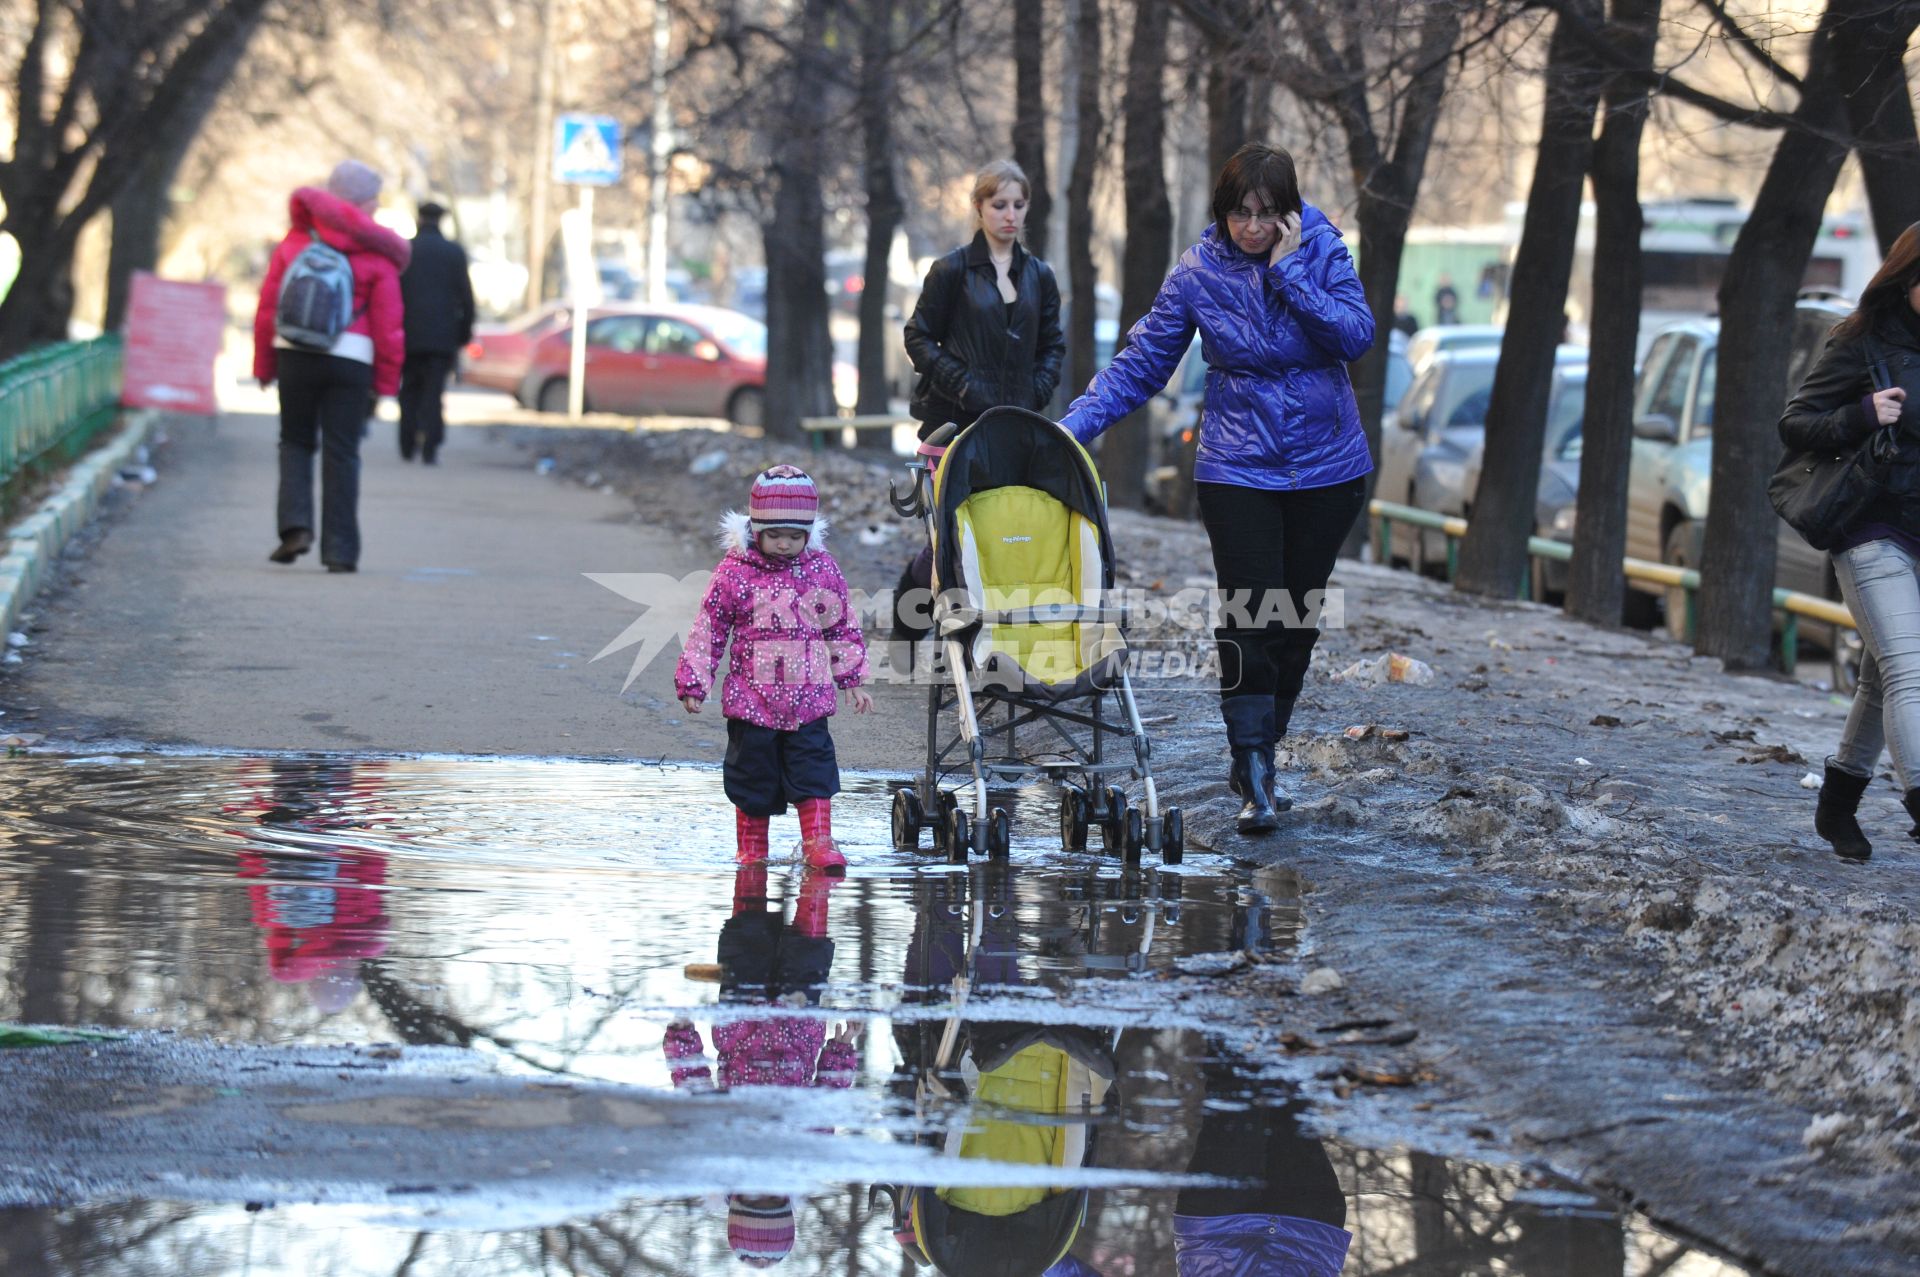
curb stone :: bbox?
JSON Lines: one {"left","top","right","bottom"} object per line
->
{"left": 0, "top": 408, "right": 164, "bottom": 637}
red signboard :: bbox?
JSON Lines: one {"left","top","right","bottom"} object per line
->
{"left": 121, "top": 271, "right": 227, "bottom": 415}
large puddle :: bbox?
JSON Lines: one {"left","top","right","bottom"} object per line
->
{"left": 0, "top": 755, "right": 1748, "bottom": 1274}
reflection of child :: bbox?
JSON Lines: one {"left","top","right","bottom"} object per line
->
{"left": 666, "top": 863, "right": 860, "bottom": 1268}
{"left": 675, "top": 465, "right": 871, "bottom": 871}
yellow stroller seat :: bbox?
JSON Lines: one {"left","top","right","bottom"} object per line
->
{"left": 888, "top": 407, "right": 1182, "bottom": 865}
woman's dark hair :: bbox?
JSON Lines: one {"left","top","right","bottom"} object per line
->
{"left": 1211, "top": 143, "right": 1302, "bottom": 240}
{"left": 1834, "top": 222, "right": 1920, "bottom": 342}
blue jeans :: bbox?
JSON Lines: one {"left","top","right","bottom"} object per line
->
{"left": 1833, "top": 537, "right": 1920, "bottom": 789}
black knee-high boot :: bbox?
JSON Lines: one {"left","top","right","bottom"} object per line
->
{"left": 1222, "top": 695, "right": 1279, "bottom": 835}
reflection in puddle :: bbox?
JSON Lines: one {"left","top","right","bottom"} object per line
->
{"left": 0, "top": 755, "right": 1748, "bottom": 1274}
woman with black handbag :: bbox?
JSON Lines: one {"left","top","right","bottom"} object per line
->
{"left": 1779, "top": 225, "right": 1920, "bottom": 862}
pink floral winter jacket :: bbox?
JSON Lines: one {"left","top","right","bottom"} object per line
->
{"left": 664, "top": 1016, "right": 858, "bottom": 1091}
{"left": 674, "top": 514, "right": 869, "bottom": 730}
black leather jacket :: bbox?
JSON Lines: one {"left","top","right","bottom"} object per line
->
{"left": 1779, "top": 310, "right": 1920, "bottom": 539}
{"left": 904, "top": 232, "right": 1065, "bottom": 433}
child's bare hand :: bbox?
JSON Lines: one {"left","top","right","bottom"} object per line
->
{"left": 680, "top": 695, "right": 703, "bottom": 714}
{"left": 832, "top": 1021, "right": 865, "bottom": 1046}
{"left": 846, "top": 687, "right": 874, "bottom": 714}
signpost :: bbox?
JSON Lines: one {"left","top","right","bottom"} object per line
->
{"left": 120, "top": 273, "right": 227, "bottom": 415}
{"left": 553, "top": 112, "right": 624, "bottom": 419}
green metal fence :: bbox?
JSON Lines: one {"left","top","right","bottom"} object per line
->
{"left": 1369, "top": 497, "right": 1857, "bottom": 678}
{"left": 0, "top": 337, "right": 125, "bottom": 498}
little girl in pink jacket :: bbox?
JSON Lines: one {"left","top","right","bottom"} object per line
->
{"left": 675, "top": 465, "right": 871, "bottom": 869}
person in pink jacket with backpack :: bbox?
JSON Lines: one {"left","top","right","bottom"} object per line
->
{"left": 252, "top": 160, "right": 410, "bottom": 573}
{"left": 675, "top": 465, "right": 872, "bottom": 870}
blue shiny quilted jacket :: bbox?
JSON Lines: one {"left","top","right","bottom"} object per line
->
{"left": 1060, "top": 205, "right": 1375, "bottom": 491}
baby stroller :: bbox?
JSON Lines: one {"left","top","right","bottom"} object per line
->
{"left": 888, "top": 406, "right": 1182, "bottom": 865}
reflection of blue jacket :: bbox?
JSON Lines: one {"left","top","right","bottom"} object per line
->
{"left": 1044, "top": 1259, "right": 1105, "bottom": 1277}
{"left": 1172, "top": 1212, "right": 1352, "bottom": 1276}
{"left": 1060, "top": 208, "right": 1374, "bottom": 492}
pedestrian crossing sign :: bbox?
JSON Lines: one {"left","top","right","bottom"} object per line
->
{"left": 554, "top": 114, "right": 624, "bottom": 186}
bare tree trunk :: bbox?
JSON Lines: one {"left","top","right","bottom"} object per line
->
{"left": 104, "top": 4, "right": 264, "bottom": 331}
{"left": 1455, "top": 1, "right": 1607, "bottom": 598}
{"left": 1203, "top": 2, "right": 1251, "bottom": 177}
{"left": 1336, "top": 4, "right": 1459, "bottom": 557}
{"left": 762, "top": 0, "right": 837, "bottom": 441}
{"left": 0, "top": 219, "right": 79, "bottom": 354}
{"left": 856, "top": 0, "right": 901, "bottom": 415}
{"left": 1566, "top": 0, "right": 1659, "bottom": 627}
{"left": 1836, "top": 1, "right": 1920, "bottom": 253}
{"left": 1065, "top": 0, "right": 1104, "bottom": 399}
{"left": 0, "top": 0, "right": 271, "bottom": 356}
{"left": 1012, "top": 0, "right": 1053, "bottom": 255}
{"left": 1695, "top": 8, "right": 1856, "bottom": 668}
{"left": 1105, "top": 0, "right": 1174, "bottom": 510}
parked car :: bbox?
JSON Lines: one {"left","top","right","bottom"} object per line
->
{"left": 1376, "top": 343, "right": 1587, "bottom": 571}
{"left": 1527, "top": 405, "right": 1587, "bottom": 602}
{"left": 1405, "top": 323, "right": 1504, "bottom": 373}
{"left": 461, "top": 303, "right": 571, "bottom": 397}
{"left": 1623, "top": 298, "right": 1852, "bottom": 643}
{"left": 517, "top": 303, "right": 768, "bottom": 425}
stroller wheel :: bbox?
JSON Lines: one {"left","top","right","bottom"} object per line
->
{"left": 1121, "top": 808, "right": 1145, "bottom": 865}
{"left": 892, "top": 788, "right": 924, "bottom": 853}
{"left": 1058, "top": 789, "right": 1089, "bottom": 851}
{"left": 987, "top": 807, "right": 1012, "bottom": 859}
{"left": 1099, "top": 788, "right": 1128, "bottom": 855}
{"left": 1162, "top": 806, "right": 1185, "bottom": 865}
{"left": 945, "top": 807, "right": 971, "bottom": 864}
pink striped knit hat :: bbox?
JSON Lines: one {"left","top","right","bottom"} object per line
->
{"left": 727, "top": 1195, "right": 796, "bottom": 1266}
{"left": 748, "top": 465, "right": 819, "bottom": 534}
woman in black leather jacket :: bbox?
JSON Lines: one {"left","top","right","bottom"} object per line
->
{"left": 903, "top": 159, "right": 1065, "bottom": 436}
{"left": 891, "top": 161, "right": 1067, "bottom": 663}
{"left": 1779, "top": 223, "right": 1920, "bottom": 863}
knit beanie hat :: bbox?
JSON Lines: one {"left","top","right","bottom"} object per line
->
{"left": 327, "top": 159, "right": 383, "bottom": 207}
{"left": 748, "top": 465, "right": 819, "bottom": 535}
{"left": 727, "top": 1195, "right": 796, "bottom": 1266}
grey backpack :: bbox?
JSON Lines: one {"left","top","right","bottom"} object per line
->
{"left": 275, "top": 231, "right": 357, "bottom": 349}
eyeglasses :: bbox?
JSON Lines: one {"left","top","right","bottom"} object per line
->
{"left": 1226, "top": 211, "right": 1286, "bottom": 227}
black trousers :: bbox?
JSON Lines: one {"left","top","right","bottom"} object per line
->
{"left": 398, "top": 351, "right": 455, "bottom": 460}
{"left": 717, "top": 910, "right": 833, "bottom": 1002}
{"left": 277, "top": 350, "right": 373, "bottom": 567}
{"left": 723, "top": 717, "right": 841, "bottom": 817}
{"left": 1196, "top": 478, "right": 1365, "bottom": 703}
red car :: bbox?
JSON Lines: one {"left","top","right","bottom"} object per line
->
{"left": 468, "top": 303, "right": 768, "bottom": 426}
{"left": 461, "top": 303, "right": 570, "bottom": 400}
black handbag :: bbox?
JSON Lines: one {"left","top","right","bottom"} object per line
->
{"left": 1770, "top": 338, "right": 1900, "bottom": 551}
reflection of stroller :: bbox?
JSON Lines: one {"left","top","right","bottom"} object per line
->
{"left": 877, "top": 869, "right": 1120, "bottom": 1275}
{"left": 887, "top": 406, "right": 1182, "bottom": 865}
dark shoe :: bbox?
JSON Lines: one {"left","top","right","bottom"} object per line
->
{"left": 325, "top": 562, "right": 357, "bottom": 574}
{"left": 422, "top": 450, "right": 438, "bottom": 465}
{"left": 1904, "top": 787, "right": 1920, "bottom": 845}
{"left": 1816, "top": 760, "right": 1872, "bottom": 862}
{"left": 1233, "top": 747, "right": 1279, "bottom": 835}
{"left": 268, "top": 529, "right": 313, "bottom": 564}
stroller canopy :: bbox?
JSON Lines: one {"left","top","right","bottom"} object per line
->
{"left": 930, "top": 408, "right": 1125, "bottom": 695}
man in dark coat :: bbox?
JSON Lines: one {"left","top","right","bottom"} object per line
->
{"left": 397, "top": 201, "right": 476, "bottom": 463}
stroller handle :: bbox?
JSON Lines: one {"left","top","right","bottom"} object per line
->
{"left": 889, "top": 476, "right": 926, "bottom": 519}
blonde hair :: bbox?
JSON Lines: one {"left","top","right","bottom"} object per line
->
{"left": 971, "top": 160, "right": 1031, "bottom": 220}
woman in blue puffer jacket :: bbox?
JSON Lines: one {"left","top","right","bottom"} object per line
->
{"left": 1060, "top": 142, "right": 1374, "bottom": 836}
